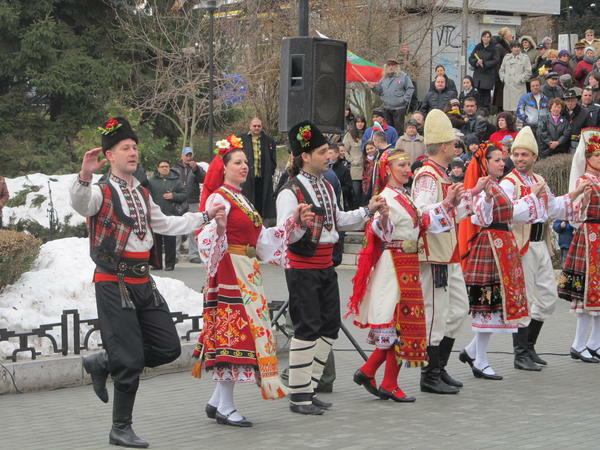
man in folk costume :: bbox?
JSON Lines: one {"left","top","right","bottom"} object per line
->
{"left": 500, "top": 126, "right": 589, "bottom": 370}
{"left": 70, "top": 117, "right": 223, "bottom": 448}
{"left": 411, "top": 109, "right": 488, "bottom": 394}
{"left": 276, "top": 121, "right": 387, "bottom": 415}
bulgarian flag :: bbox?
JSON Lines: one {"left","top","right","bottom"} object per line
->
{"left": 316, "top": 31, "right": 383, "bottom": 83}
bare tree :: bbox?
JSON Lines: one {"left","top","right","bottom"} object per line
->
{"left": 113, "top": 0, "right": 245, "bottom": 149}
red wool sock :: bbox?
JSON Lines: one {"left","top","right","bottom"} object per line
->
{"left": 380, "top": 348, "right": 402, "bottom": 393}
{"left": 359, "top": 348, "right": 387, "bottom": 378}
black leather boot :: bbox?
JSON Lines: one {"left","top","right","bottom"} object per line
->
{"left": 420, "top": 346, "right": 459, "bottom": 394}
{"left": 83, "top": 352, "right": 109, "bottom": 403}
{"left": 438, "top": 336, "right": 463, "bottom": 388}
{"left": 527, "top": 319, "right": 548, "bottom": 365}
{"left": 513, "top": 328, "right": 542, "bottom": 371}
{"left": 109, "top": 389, "right": 149, "bottom": 448}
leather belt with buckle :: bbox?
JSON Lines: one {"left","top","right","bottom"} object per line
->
{"left": 385, "top": 240, "right": 418, "bottom": 254}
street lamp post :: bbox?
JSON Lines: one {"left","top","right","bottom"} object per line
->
{"left": 206, "top": 0, "right": 217, "bottom": 149}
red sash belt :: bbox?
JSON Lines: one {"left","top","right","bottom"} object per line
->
{"left": 288, "top": 244, "right": 334, "bottom": 269}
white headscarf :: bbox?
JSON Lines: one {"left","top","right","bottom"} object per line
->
{"left": 570, "top": 127, "right": 600, "bottom": 192}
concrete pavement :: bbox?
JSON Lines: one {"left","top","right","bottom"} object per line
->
{"left": 1, "top": 263, "right": 599, "bottom": 449}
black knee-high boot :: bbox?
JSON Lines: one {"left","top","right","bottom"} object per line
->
{"left": 420, "top": 346, "right": 459, "bottom": 394}
{"left": 527, "top": 319, "right": 548, "bottom": 365}
{"left": 439, "top": 337, "right": 463, "bottom": 388}
{"left": 513, "top": 327, "right": 542, "bottom": 371}
{"left": 109, "top": 388, "right": 149, "bottom": 448}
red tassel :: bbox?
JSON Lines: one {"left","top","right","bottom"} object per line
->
{"left": 346, "top": 220, "right": 383, "bottom": 318}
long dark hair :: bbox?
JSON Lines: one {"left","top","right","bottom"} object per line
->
{"left": 289, "top": 154, "right": 304, "bottom": 177}
{"left": 496, "top": 112, "right": 516, "bottom": 132}
{"left": 349, "top": 115, "right": 367, "bottom": 141}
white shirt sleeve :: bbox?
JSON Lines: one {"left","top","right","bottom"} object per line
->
{"left": 69, "top": 176, "right": 103, "bottom": 217}
{"left": 276, "top": 189, "right": 307, "bottom": 244}
{"left": 196, "top": 193, "right": 229, "bottom": 277}
{"left": 470, "top": 192, "right": 494, "bottom": 227}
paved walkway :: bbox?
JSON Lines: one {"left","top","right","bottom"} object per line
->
{"left": 1, "top": 264, "right": 598, "bottom": 449}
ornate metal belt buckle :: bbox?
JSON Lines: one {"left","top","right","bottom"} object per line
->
{"left": 132, "top": 263, "right": 148, "bottom": 276}
{"left": 246, "top": 246, "right": 257, "bottom": 259}
{"left": 401, "top": 240, "right": 418, "bottom": 253}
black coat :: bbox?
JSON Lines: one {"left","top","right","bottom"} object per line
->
{"left": 148, "top": 170, "right": 186, "bottom": 216}
{"left": 240, "top": 131, "right": 277, "bottom": 219}
{"left": 429, "top": 75, "right": 457, "bottom": 94}
{"left": 420, "top": 87, "right": 456, "bottom": 115}
{"left": 173, "top": 160, "right": 205, "bottom": 204}
{"left": 537, "top": 114, "right": 572, "bottom": 158}
{"left": 332, "top": 159, "right": 353, "bottom": 211}
{"left": 566, "top": 104, "right": 590, "bottom": 151}
{"left": 469, "top": 42, "right": 500, "bottom": 90}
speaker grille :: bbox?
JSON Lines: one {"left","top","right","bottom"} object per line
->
{"left": 313, "top": 41, "right": 346, "bottom": 132}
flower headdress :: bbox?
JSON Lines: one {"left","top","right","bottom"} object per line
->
{"left": 296, "top": 125, "right": 312, "bottom": 148}
{"left": 373, "top": 148, "right": 410, "bottom": 195}
{"left": 97, "top": 118, "right": 122, "bottom": 136}
{"left": 199, "top": 134, "right": 244, "bottom": 211}
{"left": 584, "top": 132, "right": 600, "bottom": 158}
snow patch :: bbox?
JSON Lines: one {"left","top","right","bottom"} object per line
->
{"left": 0, "top": 237, "right": 202, "bottom": 359}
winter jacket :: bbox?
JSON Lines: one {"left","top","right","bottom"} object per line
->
{"left": 488, "top": 129, "right": 517, "bottom": 148}
{"left": 569, "top": 55, "right": 584, "bottom": 75}
{"left": 587, "top": 104, "right": 600, "bottom": 127}
{"left": 172, "top": 160, "right": 206, "bottom": 205}
{"left": 552, "top": 60, "right": 571, "bottom": 78}
{"left": 469, "top": 42, "right": 500, "bottom": 90}
{"left": 499, "top": 53, "right": 531, "bottom": 111}
{"left": 566, "top": 104, "right": 591, "bottom": 151}
{"left": 537, "top": 114, "right": 571, "bottom": 158}
{"left": 148, "top": 170, "right": 186, "bottom": 216}
{"left": 394, "top": 133, "right": 426, "bottom": 164}
{"left": 342, "top": 132, "right": 364, "bottom": 181}
{"left": 420, "top": 86, "right": 456, "bottom": 115}
{"left": 461, "top": 114, "right": 489, "bottom": 143}
{"left": 371, "top": 72, "right": 415, "bottom": 110}
{"left": 0, "top": 176, "right": 8, "bottom": 217}
{"left": 519, "top": 36, "right": 537, "bottom": 65}
{"left": 516, "top": 92, "right": 549, "bottom": 127}
{"left": 331, "top": 159, "right": 353, "bottom": 210}
{"left": 446, "top": 111, "right": 465, "bottom": 130}
{"left": 493, "top": 37, "right": 511, "bottom": 76}
{"left": 541, "top": 83, "right": 564, "bottom": 101}
{"left": 574, "top": 59, "right": 594, "bottom": 88}
{"left": 552, "top": 219, "right": 574, "bottom": 250}
{"left": 361, "top": 123, "right": 398, "bottom": 149}
{"left": 579, "top": 38, "right": 600, "bottom": 56}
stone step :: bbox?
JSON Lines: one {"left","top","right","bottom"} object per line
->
{"left": 341, "top": 253, "right": 357, "bottom": 266}
{"left": 343, "top": 243, "right": 362, "bottom": 255}
{"left": 344, "top": 231, "right": 364, "bottom": 244}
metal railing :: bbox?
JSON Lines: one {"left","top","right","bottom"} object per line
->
{"left": 0, "top": 309, "right": 203, "bottom": 362}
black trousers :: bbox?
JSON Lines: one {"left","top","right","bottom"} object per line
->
{"left": 384, "top": 107, "right": 406, "bottom": 136}
{"left": 154, "top": 233, "right": 176, "bottom": 268}
{"left": 95, "top": 281, "right": 181, "bottom": 393}
{"left": 285, "top": 267, "right": 340, "bottom": 341}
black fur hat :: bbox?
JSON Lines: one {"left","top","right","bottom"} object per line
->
{"left": 99, "top": 117, "right": 139, "bottom": 152}
{"left": 287, "top": 121, "right": 328, "bottom": 157}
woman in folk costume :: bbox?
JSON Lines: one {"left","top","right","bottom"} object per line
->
{"left": 192, "top": 135, "right": 313, "bottom": 427}
{"left": 558, "top": 128, "right": 600, "bottom": 363}
{"left": 458, "top": 144, "right": 546, "bottom": 379}
{"left": 348, "top": 148, "right": 463, "bottom": 402}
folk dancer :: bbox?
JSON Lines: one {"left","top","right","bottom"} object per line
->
{"left": 192, "top": 135, "right": 314, "bottom": 427}
{"left": 349, "top": 148, "right": 463, "bottom": 401}
{"left": 411, "top": 109, "right": 487, "bottom": 394}
{"left": 458, "top": 144, "right": 546, "bottom": 380}
{"left": 559, "top": 128, "right": 600, "bottom": 363}
{"left": 500, "top": 126, "right": 588, "bottom": 370}
{"left": 70, "top": 117, "right": 223, "bottom": 448}
{"left": 276, "top": 121, "right": 387, "bottom": 415}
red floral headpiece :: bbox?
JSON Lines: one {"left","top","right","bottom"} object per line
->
{"left": 296, "top": 125, "right": 312, "bottom": 148}
{"left": 214, "top": 134, "right": 243, "bottom": 157}
{"left": 585, "top": 133, "right": 600, "bottom": 157}
{"left": 97, "top": 118, "right": 122, "bottom": 136}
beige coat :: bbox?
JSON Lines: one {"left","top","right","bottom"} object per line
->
{"left": 343, "top": 132, "right": 364, "bottom": 181}
{"left": 499, "top": 52, "right": 531, "bottom": 111}
{"left": 394, "top": 133, "right": 426, "bottom": 164}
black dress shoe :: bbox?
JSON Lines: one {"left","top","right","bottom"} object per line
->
{"left": 353, "top": 369, "right": 379, "bottom": 398}
{"left": 570, "top": 347, "right": 600, "bottom": 363}
{"left": 458, "top": 350, "right": 474, "bottom": 368}
{"left": 587, "top": 347, "right": 600, "bottom": 359}
{"left": 164, "top": 266, "right": 174, "bottom": 271}
{"left": 215, "top": 410, "right": 253, "bottom": 427}
{"left": 472, "top": 366, "right": 503, "bottom": 380}
{"left": 150, "top": 265, "right": 162, "bottom": 270}
{"left": 205, "top": 403, "right": 217, "bottom": 419}
{"left": 528, "top": 345, "right": 548, "bottom": 365}
{"left": 312, "top": 396, "right": 332, "bottom": 409}
{"left": 189, "top": 257, "right": 202, "bottom": 264}
{"left": 378, "top": 387, "right": 416, "bottom": 403}
{"left": 289, "top": 403, "right": 324, "bottom": 415}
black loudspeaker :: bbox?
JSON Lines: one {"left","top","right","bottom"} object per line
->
{"left": 279, "top": 37, "right": 347, "bottom": 134}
